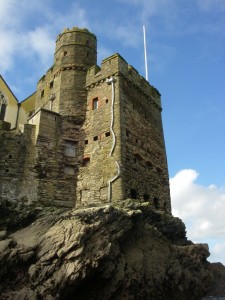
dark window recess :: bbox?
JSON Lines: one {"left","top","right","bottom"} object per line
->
{"left": 0, "top": 103, "right": 6, "bottom": 120}
{"left": 5, "top": 169, "right": 9, "bottom": 173}
{"left": 144, "top": 194, "right": 150, "bottom": 201}
{"left": 63, "top": 51, "right": 67, "bottom": 56}
{"left": 130, "top": 189, "right": 137, "bottom": 199}
{"left": 83, "top": 157, "right": 90, "bottom": 167}
{"left": 93, "top": 136, "right": 98, "bottom": 141}
{"left": 85, "top": 139, "right": 88, "bottom": 144}
{"left": 105, "top": 132, "right": 110, "bottom": 137}
{"left": 126, "top": 130, "right": 130, "bottom": 137}
{"left": 153, "top": 197, "right": 160, "bottom": 209}
{"left": 8, "top": 155, "right": 12, "bottom": 159}
{"left": 41, "top": 90, "right": 44, "bottom": 98}
{"left": 134, "top": 153, "right": 143, "bottom": 162}
{"left": 105, "top": 99, "right": 108, "bottom": 104}
{"left": 50, "top": 81, "right": 54, "bottom": 89}
{"left": 156, "top": 167, "right": 163, "bottom": 175}
{"left": 146, "top": 161, "right": 153, "bottom": 169}
{"left": 87, "top": 52, "right": 89, "bottom": 57}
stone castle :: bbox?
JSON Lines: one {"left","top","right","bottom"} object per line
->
{"left": 0, "top": 27, "right": 171, "bottom": 213}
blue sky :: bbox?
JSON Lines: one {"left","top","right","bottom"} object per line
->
{"left": 1, "top": 0, "right": 225, "bottom": 264}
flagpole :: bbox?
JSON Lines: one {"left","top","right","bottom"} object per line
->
{"left": 143, "top": 25, "right": 148, "bottom": 81}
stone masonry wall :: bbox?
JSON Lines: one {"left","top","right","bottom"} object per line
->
{"left": 120, "top": 75, "right": 171, "bottom": 213}
{"left": 0, "top": 122, "right": 37, "bottom": 204}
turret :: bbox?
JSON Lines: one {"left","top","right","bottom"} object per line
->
{"left": 54, "top": 27, "right": 97, "bottom": 67}
{"left": 35, "top": 27, "right": 97, "bottom": 120}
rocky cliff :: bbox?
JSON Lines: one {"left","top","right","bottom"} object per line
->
{"left": 0, "top": 199, "right": 224, "bottom": 300}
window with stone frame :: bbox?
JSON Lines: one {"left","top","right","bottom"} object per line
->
{"left": 92, "top": 97, "right": 99, "bottom": 110}
{"left": 64, "top": 140, "right": 77, "bottom": 157}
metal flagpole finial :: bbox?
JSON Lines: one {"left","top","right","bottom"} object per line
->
{"left": 143, "top": 25, "right": 148, "bottom": 81}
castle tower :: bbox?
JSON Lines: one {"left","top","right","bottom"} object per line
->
{"left": 35, "top": 27, "right": 97, "bottom": 120}
{"left": 28, "top": 26, "right": 171, "bottom": 212}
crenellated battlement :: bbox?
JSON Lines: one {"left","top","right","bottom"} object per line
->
{"left": 56, "top": 27, "right": 96, "bottom": 42}
{"left": 86, "top": 53, "right": 161, "bottom": 109}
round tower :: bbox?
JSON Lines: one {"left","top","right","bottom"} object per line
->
{"left": 35, "top": 27, "right": 97, "bottom": 119}
{"left": 53, "top": 27, "right": 97, "bottom": 120}
{"left": 54, "top": 27, "right": 97, "bottom": 67}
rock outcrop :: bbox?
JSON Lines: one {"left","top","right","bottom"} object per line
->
{"left": 0, "top": 199, "right": 224, "bottom": 300}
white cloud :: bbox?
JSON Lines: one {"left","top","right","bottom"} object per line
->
{"left": 170, "top": 169, "right": 225, "bottom": 264}
{"left": 0, "top": 1, "right": 89, "bottom": 73}
{"left": 27, "top": 27, "right": 55, "bottom": 67}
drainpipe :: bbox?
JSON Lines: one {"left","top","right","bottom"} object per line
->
{"left": 106, "top": 76, "right": 121, "bottom": 202}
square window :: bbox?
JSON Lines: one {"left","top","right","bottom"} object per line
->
{"left": 93, "top": 136, "right": 98, "bottom": 141}
{"left": 64, "top": 140, "right": 77, "bottom": 157}
{"left": 105, "top": 132, "right": 110, "bottom": 137}
{"left": 93, "top": 97, "right": 99, "bottom": 110}
{"left": 64, "top": 165, "right": 75, "bottom": 175}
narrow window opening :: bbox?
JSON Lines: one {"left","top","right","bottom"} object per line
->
{"left": 8, "top": 155, "right": 12, "bottom": 159}
{"left": 130, "top": 189, "right": 137, "bottom": 199}
{"left": 105, "top": 99, "right": 108, "bottom": 104}
{"left": 41, "top": 90, "right": 44, "bottom": 98}
{"left": 63, "top": 51, "right": 67, "bottom": 56}
{"left": 0, "top": 103, "right": 6, "bottom": 120}
{"left": 156, "top": 167, "right": 163, "bottom": 175}
{"left": 50, "top": 81, "right": 54, "bottom": 89}
{"left": 144, "top": 194, "right": 150, "bottom": 201}
{"left": 153, "top": 197, "right": 160, "bottom": 209}
{"left": 126, "top": 130, "right": 130, "bottom": 137}
{"left": 85, "top": 139, "right": 88, "bottom": 144}
{"left": 146, "top": 161, "right": 153, "bottom": 170}
{"left": 93, "top": 97, "right": 99, "bottom": 110}
{"left": 93, "top": 136, "right": 98, "bottom": 141}
{"left": 5, "top": 169, "right": 9, "bottom": 173}
{"left": 105, "top": 132, "right": 110, "bottom": 137}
